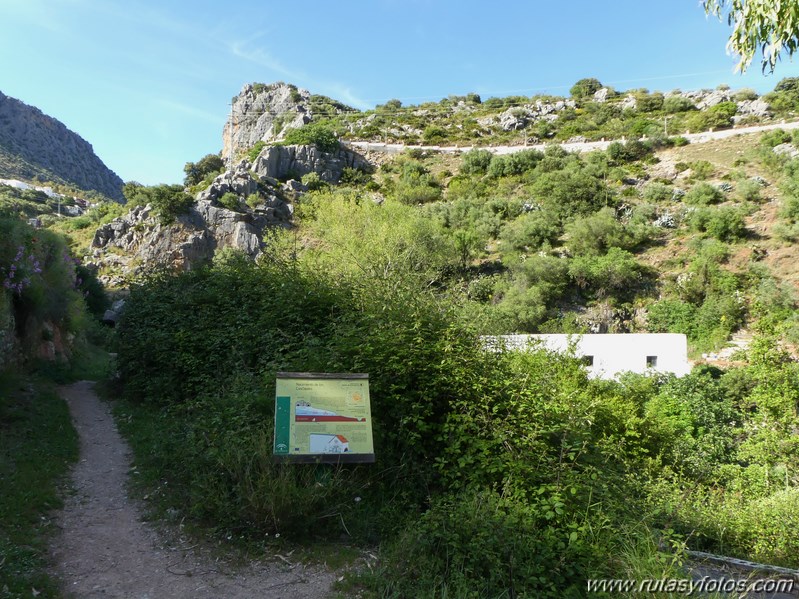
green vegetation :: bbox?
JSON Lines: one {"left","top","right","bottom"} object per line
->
{"left": 6, "top": 74, "right": 799, "bottom": 597}
{"left": 114, "top": 209, "right": 799, "bottom": 596}
{"left": 183, "top": 153, "right": 224, "bottom": 187}
{"left": 0, "top": 373, "right": 78, "bottom": 598}
{"left": 704, "top": 0, "right": 799, "bottom": 72}
{"left": 0, "top": 212, "right": 112, "bottom": 597}
{"left": 122, "top": 182, "right": 194, "bottom": 225}
{"left": 298, "top": 77, "right": 799, "bottom": 151}
{"left": 106, "top": 124, "right": 799, "bottom": 596}
{"left": 281, "top": 121, "right": 339, "bottom": 153}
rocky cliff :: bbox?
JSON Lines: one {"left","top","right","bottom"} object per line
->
{"left": 222, "top": 82, "right": 353, "bottom": 162}
{"left": 88, "top": 161, "right": 295, "bottom": 286}
{"left": 252, "top": 144, "right": 370, "bottom": 182}
{"left": 0, "top": 90, "right": 124, "bottom": 201}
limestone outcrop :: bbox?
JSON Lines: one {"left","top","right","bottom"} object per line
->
{"left": 88, "top": 164, "right": 295, "bottom": 286}
{"left": 222, "top": 82, "right": 353, "bottom": 162}
{"left": 251, "top": 144, "right": 370, "bottom": 182}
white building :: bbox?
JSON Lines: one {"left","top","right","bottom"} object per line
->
{"left": 490, "top": 333, "right": 691, "bottom": 379}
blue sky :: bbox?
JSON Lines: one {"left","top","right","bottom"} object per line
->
{"left": 2, "top": 0, "right": 799, "bottom": 186}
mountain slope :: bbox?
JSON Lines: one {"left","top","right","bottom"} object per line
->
{"left": 0, "top": 91, "right": 124, "bottom": 201}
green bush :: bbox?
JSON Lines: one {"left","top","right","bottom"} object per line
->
{"left": 684, "top": 182, "right": 725, "bottom": 205}
{"left": 760, "top": 129, "right": 792, "bottom": 148}
{"left": 487, "top": 149, "right": 543, "bottom": 178}
{"left": 565, "top": 207, "right": 647, "bottom": 255}
{"left": 570, "top": 77, "right": 603, "bottom": 99}
{"left": 218, "top": 192, "right": 241, "bottom": 211}
{"left": 530, "top": 168, "right": 610, "bottom": 220}
{"left": 568, "top": 247, "right": 648, "bottom": 299}
{"left": 282, "top": 121, "right": 339, "bottom": 152}
{"left": 460, "top": 149, "right": 493, "bottom": 175}
{"left": 642, "top": 182, "right": 675, "bottom": 203}
{"left": 301, "top": 172, "right": 325, "bottom": 191}
{"left": 246, "top": 141, "right": 266, "bottom": 162}
{"left": 375, "top": 489, "right": 599, "bottom": 598}
{"left": 124, "top": 183, "right": 194, "bottom": 225}
{"left": 183, "top": 154, "right": 224, "bottom": 187}
{"left": 499, "top": 210, "right": 562, "bottom": 253}
{"left": 0, "top": 218, "right": 90, "bottom": 363}
{"left": 663, "top": 96, "right": 696, "bottom": 113}
{"left": 687, "top": 206, "right": 746, "bottom": 241}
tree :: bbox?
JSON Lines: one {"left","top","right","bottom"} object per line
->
{"left": 183, "top": 154, "right": 224, "bottom": 187}
{"left": 704, "top": 0, "right": 799, "bottom": 72}
{"left": 282, "top": 122, "right": 339, "bottom": 152}
{"left": 569, "top": 78, "right": 603, "bottom": 99}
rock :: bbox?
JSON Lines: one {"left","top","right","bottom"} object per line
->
{"left": 63, "top": 205, "right": 83, "bottom": 217}
{"left": 696, "top": 90, "right": 732, "bottom": 110}
{"left": 196, "top": 161, "right": 260, "bottom": 203}
{"left": 282, "top": 179, "right": 308, "bottom": 193}
{"left": 734, "top": 98, "right": 771, "bottom": 122}
{"left": 593, "top": 87, "right": 610, "bottom": 103}
{"left": 773, "top": 143, "right": 799, "bottom": 158}
{"left": 0, "top": 91, "right": 125, "bottom": 201}
{"left": 497, "top": 109, "right": 527, "bottom": 131}
{"left": 222, "top": 82, "right": 353, "bottom": 162}
{"left": 619, "top": 94, "right": 637, "bottom": 111}
{"left": 102, "top": 309, "right": 120, "bottom": 326}
{"left": 251, "top": 144, "right": 370, "bottom": 183}
{"left": 477, "top": 99, "right": 575, "bottom": 129}
{"left": 89, "top": 173, "right": 294, "bottom": 284}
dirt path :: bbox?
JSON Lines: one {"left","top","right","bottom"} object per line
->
{"left": 50, "top": 381, "right": 335, "bottom": 599}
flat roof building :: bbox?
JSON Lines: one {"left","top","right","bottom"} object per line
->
{"left": 489, "top": 333, "right": 691, "bottom": 379}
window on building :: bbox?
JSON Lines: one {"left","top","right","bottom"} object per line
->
{"left": 646, "top": 355, "right": 658, "bottom": 368}
{"left": 581, "top": 355, "right": 594, "bottom": 366}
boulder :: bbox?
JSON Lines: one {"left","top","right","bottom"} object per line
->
{"left": 593, "top": 87, "right": 611, "bottom": 103}
{"left": 252, "top": 144, "right": 370, "bottom": 183}
{"left": 773, "top": 143, "right": 799, "bottom": 159}
{"left": 735, "top": 98, "right": 771, "bottom": 120}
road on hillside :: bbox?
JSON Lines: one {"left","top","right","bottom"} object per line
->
{"left": 343, "top": 119, "right": 799, "bottom": 156}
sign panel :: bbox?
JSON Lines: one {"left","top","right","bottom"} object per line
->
{"left": 273, "top": 372, "right": 375, "bottom": 463}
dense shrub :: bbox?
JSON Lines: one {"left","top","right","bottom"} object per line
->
{"left": 282, "top": 121, "right": 339, "bottom": 152}
{"left": 460, "top": 148, "right": 493, "bottom": 175}
{"left": 183, "top": 154, "right": 224, "bottom": 187}
{"left": 663, "top": 96, "right": 696, "bottom": 113}
{"left": 565, "top": 207, "right": 648, "bottom": 255}
{"left": 569, "top": 77, "right": 603, "bottom": 99}
{"left": 530, "top": 168, "right": 610, "bottom": 219}
{"left": 217, "top": 192, "right": 241, "bottom": 211}
{"left": 568, "top": 247, "right": 648, "bottom": 299}
{"left": 499, "top": 210, "right": 562, "bottom": 252}
{"left": 684, "top": 182, "right": 725, "bottom": 205}
{"left": 487, "top": 149, "right": 543, "bottom": 178}
{"left": 123, "top": 183, "right": 194, "bottom": 225}
{"left": 688, "top": 206, "right": 746, "bottom": 241}
{"left": 0, "top": 218, "right": 92, "bottom": 364}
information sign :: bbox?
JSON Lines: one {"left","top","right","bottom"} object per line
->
{"left": 273, "top": 372, "right": 375, "bottom": 463}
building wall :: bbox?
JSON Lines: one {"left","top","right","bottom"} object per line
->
{"left": 493, "top": 333, "right": 691, "bottom": 379}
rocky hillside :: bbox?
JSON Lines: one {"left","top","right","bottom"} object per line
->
{"left": 0, "top": 90, "right": 124, "bottom": 201}
{"left": 222, "top": 82, "right": 354, "bottom": 162}
{"left": 87, "top": 161, "right": 296, "bottom": 286}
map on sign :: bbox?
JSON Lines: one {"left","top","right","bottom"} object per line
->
{"left": 273, "top": 373, "right": 374, "bottom": 463}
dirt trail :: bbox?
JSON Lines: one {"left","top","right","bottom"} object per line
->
{"left": 50, "top": 381, "right": 335, "bottom": 599}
